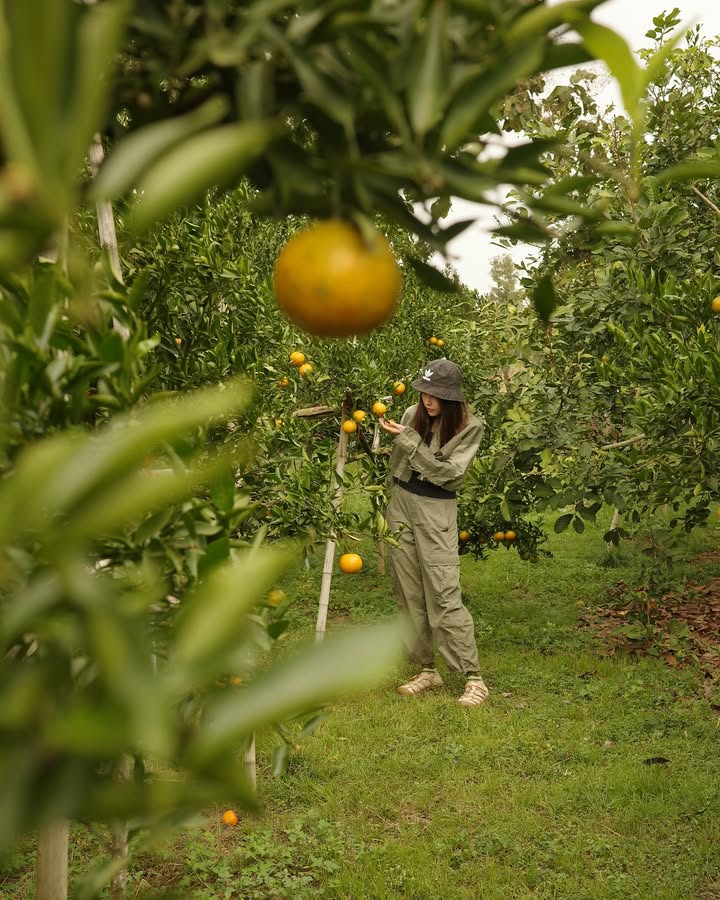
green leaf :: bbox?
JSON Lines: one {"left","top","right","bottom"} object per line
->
{"left": 652, "top": 160, "right": 720, "bottom": 186}
{"left": 572, "top": 515, "right": 585, "bottom": 534}
{"left": 169, "top": 547, "right": 294, "bottom": 681}
{"left": 441, "top": 41, "right": 545, "bottom": 150}
{"left": 405, "top": 256, "right": 458, "bottom": 293}
{"left": 407, "top": 1, "right": 448, "bottom": 137}
{"left": 66, "top": 0, "right": 129, "bottom": 181}
{"left": 575, "top": 22, "right": 643, "bottom": 121}
{"left": 92, "top": 96, "right": 230, "bottom": 200}
{"left": 506, "top": 0, "right": 603, "bottom": 43}
{"left": 554, "top": 513, "right": 573, "bottom": 533}
{"left": 532, "top": 275, "right": 557, "bottom": 323}
{"left": 127, "top": 122, "right": 282, "bottom": 231}
{"left": 341, "top": 37, "right": 409, "bottom": 140}
{"left": 187, "top": 620, "right": 405, "bottom": 764}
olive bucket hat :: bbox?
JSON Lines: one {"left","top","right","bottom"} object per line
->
{"left": 411, "top": 358, "right": 465, "bottom": 402}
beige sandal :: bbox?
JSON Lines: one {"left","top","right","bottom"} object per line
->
{"left": 457, "top": 678, "right": 489, "bottom": 707}
{"left": 397, "top": 670, "right": 444, "bottom": 696}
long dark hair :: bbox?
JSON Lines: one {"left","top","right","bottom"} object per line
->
{"left": 412, "top": 397, "right": 468, "bottom": 447}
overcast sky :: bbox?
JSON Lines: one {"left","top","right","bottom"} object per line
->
{"left": 446, "top": 0, "right": 720, "bottom": 295}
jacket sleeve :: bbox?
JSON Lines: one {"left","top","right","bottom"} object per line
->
{"left": 392, "top": 419, "right": 484, "bottom": 487}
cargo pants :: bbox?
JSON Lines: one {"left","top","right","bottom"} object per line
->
{"left": 386, "top": 486, "right": 480, "bottom": 674}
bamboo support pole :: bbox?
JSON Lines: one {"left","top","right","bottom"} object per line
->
{"left": 88, "top": 134, "right": 123, "bottom": 285}
{"left": 606, "top": 507, "right": 621, "bottom": 551}
{"left": 37, "top": 822, "right": 69, "bottom": 900}
{"left": 315, "top": 420, "right": 350, "bottom": 641}
{"left": 244, "top": 735, "right": 257, "bottom": 789}
{"left": 108, "top": 755, "right": 134, "bottom": 900}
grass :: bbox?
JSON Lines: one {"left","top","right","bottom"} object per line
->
{"left": 4, "top": 512, "right": 720, "bottom": 898}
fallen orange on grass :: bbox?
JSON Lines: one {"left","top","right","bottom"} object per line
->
{"left": 221, "top": 810, "right": 239, "bottom": 826}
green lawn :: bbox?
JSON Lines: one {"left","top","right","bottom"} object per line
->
{"left": 4, "top": 514, "right": 720, "bottom": 898}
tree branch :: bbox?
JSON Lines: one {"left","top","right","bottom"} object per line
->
{"left": 690, "top": 183, "right": 720, "bottom": 219}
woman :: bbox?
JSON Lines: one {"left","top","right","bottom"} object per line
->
{"left": 379, "top": 358, "right": 488, "bottom": 707}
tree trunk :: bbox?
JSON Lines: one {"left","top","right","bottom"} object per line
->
{"left": 37, "top": 821, "right": 69, "bottom": 900}
{"left": 108, "top": 755, "right": 134, "bottom": 900}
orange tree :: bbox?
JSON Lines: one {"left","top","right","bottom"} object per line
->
{"left": 483, "top": 13, "right": 720, "bottom": 549}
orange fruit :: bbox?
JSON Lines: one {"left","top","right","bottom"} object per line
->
{"left": 274, "top": 418, "right": 283, "bottom": 427}
{"left": 429, "top": 336, "right": 438, "bottom": 345}
{"left": 436, "top": 339, "right": 444, "bottom": 347}
{"left": 267, "top": 589, "right": 287, "bottom": 606}
{"left": 298, "top": 363, "right": 313, "bottom": 377}
{"left": 493, "top": 531, "right": 506, "bottom": 542}
{"left": 504, "top": 530, "right": 517, "bottom": 542}
{"left": 289, "top": 351, "right": 305, "bottom": 366}
{"left": 712, "top": 296, "right": 720, "bottom": 313}
{"left": 278, "top": 377, "right": 289, "bottom": 388}
{"left": 175, "top": 337, "right": 182, "bottom": 345}
{"left": 273, "top": 220, "right": 402, "bottom": 337}
{"left": 342, "top": 420, "right": 357, "bottom": 434}
{"left": 221, "top": 810, "right": 238, "bottom": 826}
{"left": 459, "top": 530, "right": 470, "bottom": 542}
{"left": 339, "top": 552, "right": 363, "bottom": 574}
{"left": 372, "top": 401, "right": 387, "bottom": 416}
{"left": 352, "top": 410, "right": 366, "bottom": 423}
{"left": 392, "top": 381, "right": 406, "bottom": 395}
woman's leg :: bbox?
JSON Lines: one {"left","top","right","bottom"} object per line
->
{"left": 386, "top": 490, "right": 434, "bottom": 669}
{"left": 412, "top": 497, "right": 481, "bottom": 676}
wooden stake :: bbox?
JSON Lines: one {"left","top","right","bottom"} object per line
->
{"left": 109, "top": 755, "right": 134, "bottom": 900}
{"left": 244, "top": 735, "right": 257, "bottom": 789}
{"left": 88, "top": 134, "right": 123, "bottom": 285}
{"left": 37, "top": 822, "right": 69, "bottom": 900}
{"left": 315, "top": 420, "right": 350, "bottom": 641}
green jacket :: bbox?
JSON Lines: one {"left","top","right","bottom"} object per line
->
{"left": 388, "top": 404, "right": 485, "bottom": 492}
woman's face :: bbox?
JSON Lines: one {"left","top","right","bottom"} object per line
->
{"left": 421, "top": 392, "right": 442, "bottom": 417}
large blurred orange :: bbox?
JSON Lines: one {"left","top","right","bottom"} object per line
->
{"left": 273, "top": 220, "right": 402, "bottom": 337}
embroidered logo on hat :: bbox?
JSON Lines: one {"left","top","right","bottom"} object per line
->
{"left": 421, "top": 367, "right": 434, "bottom": 381}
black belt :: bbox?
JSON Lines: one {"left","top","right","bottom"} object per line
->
{"left": 395, "top": 472, "right": 456, "bottom": 500}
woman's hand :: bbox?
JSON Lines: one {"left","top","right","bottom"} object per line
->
{"left": 379, "top": 416, "right": 405, "bottom": 435}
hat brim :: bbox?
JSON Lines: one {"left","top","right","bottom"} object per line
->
{"left": 410, "top": 377, "right": 464, "bottom": 402}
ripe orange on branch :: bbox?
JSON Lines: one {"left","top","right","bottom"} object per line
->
{"left": 712, "top": 296, "right": 720, "bottom": 313}
{"left": 298, "top": 363, "right": 313, "bottom": 377}
{"left": 372, "top": 401, "right": 387, "bottom": 416}
{"left": 273, "top": 220, "right": 402, "bottom": 337}
{"left": 289, "top": 351, "right": 305, "bottom": 366}
{"left": 339, "top": 552, "right": 363, "bottom": 573}
{"left": 459, "top": 530, "right": 470, "bottom": 542}
{"left": 352, "top": 410, "right": 366, "bottom": 423}
{"left": 393, "top": 381, "right": 406, "bottom": 395}
{"left": 428, "top": 336, "right": 438, "bottom": 345}
{"left": 342, "top": 420, "right": 357, "bottom": 434}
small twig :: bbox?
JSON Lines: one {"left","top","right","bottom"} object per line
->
{"left": 690, "top": 183, "right": 720, "bottom": 218}
{"left": 596, "top": 433, "right": 646, "bottom": 451}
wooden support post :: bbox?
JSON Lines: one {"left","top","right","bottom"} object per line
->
{"left": 37, "top": 822, "right": 69, "bottom": 900}
{"left": 88, "top": 134, "right": 123, "bottom": 285}
{"left": 108, "top": 755, "right": 134, "bottom": 900}
{"left": 606, "top": 507, "right": 620, "bottom": 551}
{"left": 244, "top": 735, "right": 257, "bottom": 789}
{"left": 315, "top": 417, "right": 350, "bottom": 641}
